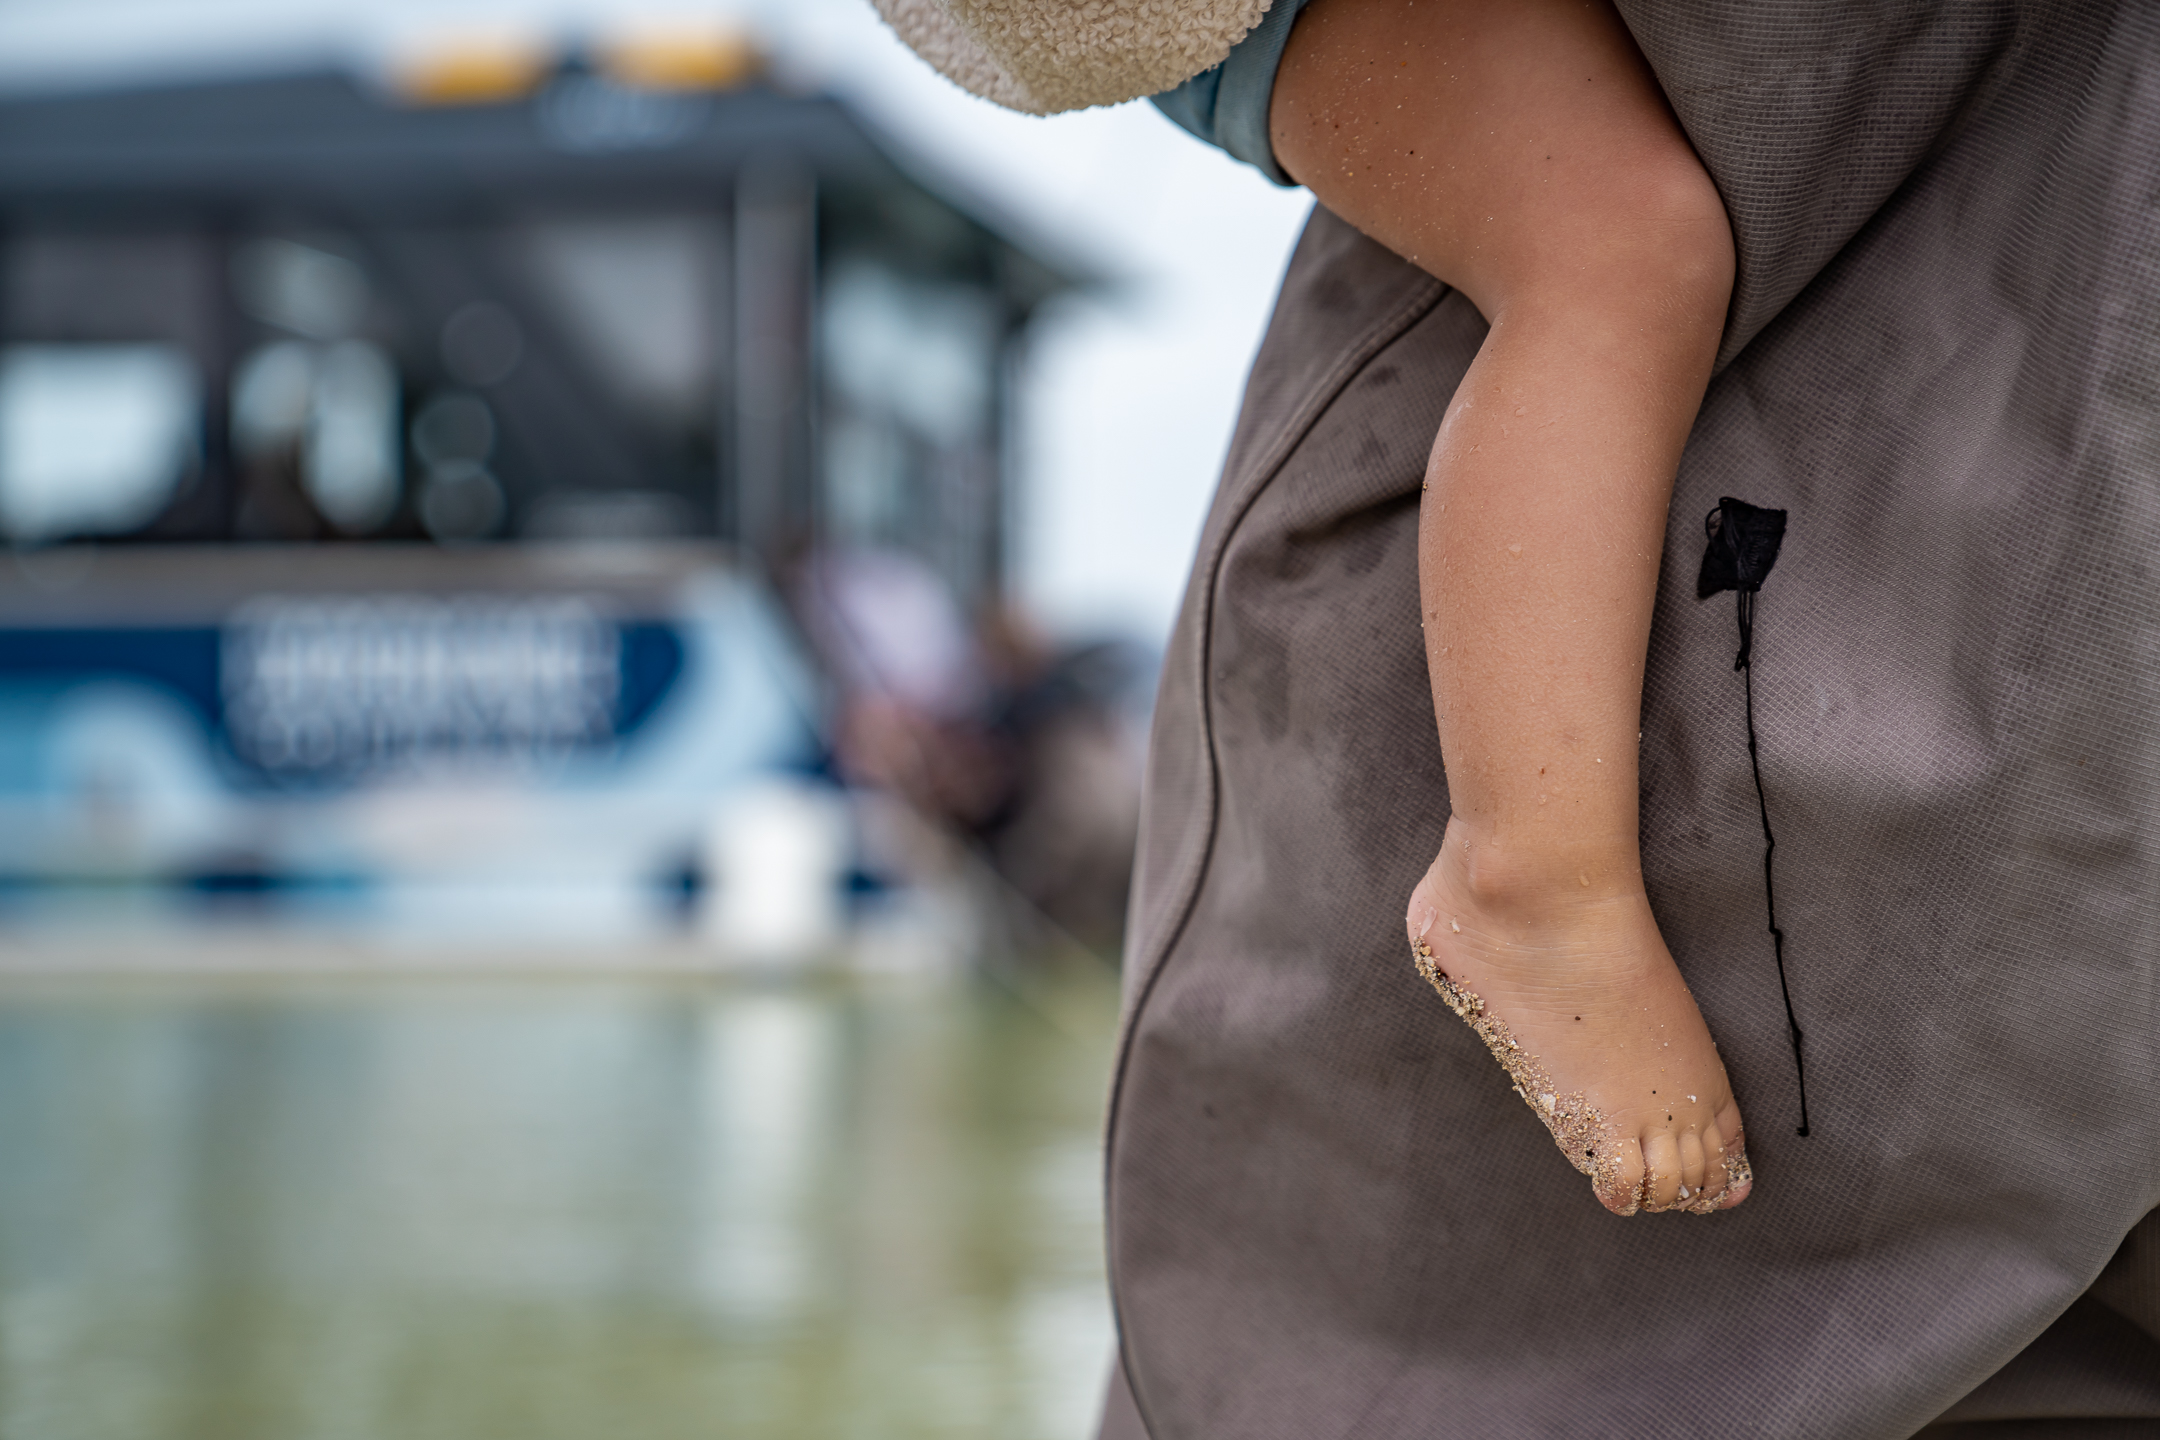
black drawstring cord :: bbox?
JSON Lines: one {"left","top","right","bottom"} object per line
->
{"left": 1731, "top": 581, "right": 1809, "bottom": 1137}
{"left": 1700, "top": 498, "right": 1809, "bottom": 1138}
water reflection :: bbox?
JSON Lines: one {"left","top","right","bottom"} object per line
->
{"left": 0, "top": 966, "right": 1118, "bottom": 1440}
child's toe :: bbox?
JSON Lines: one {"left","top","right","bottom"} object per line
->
{"left": 1598, "top": 1134, "right": 1647, "bottom": 1215}
{"left": 1710, "top": 1113, "right": 1751, "bottom": 1210}
{"left": 1640, "top": 1129, "right": 1682, "bottom": 1210}
{"left": 1714, "top": 1103, "right": 1744, "bottom": 1156}
{"left": 1677, "top": 1126, "right": 1709, "bottom": 1197}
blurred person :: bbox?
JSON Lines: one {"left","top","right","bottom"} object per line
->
{"left": 793, "top": 544, "right": 1010, "bottom": 825}
{"left": 983, "top": 630, "right": 1150, "bottom": 946}
{"left": 789, "top": 544, "right": 1145, "bottom": 945}
{"left": 874, "top": 1, "right": 2160, "bottom": 1437}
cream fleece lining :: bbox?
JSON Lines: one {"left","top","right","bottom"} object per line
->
{"left": 871, "top": 0, "right": 1272, "bottom": 115}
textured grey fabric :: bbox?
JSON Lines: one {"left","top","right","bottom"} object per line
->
{"left": 1097, "top": 1361, "right": 1150, "bottom": 1440}
{"left": 1100, "top": 2, "right": 2160, "bottom": 1435}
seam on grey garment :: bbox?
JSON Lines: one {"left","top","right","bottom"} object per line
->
{"left": 1101, "top": 260, "right": 1450, "bottom": 1440}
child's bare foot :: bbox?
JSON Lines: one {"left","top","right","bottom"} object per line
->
{"left": 1407, "top": 818, "right": 1751, "bottom": 1216}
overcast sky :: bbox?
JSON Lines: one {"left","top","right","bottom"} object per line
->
{"left": 0, "top": 0, "right": 1316, "bottom": 644}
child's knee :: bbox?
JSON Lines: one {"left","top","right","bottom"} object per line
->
{"left": 1486, "top": 155, "right": 1736, "bottom": 354}
{"left": 1520, "top": 153, "right": 1733, "bottom": 335}
{"left": 1624, "top": 158, "right": 1734, "bottom": 316}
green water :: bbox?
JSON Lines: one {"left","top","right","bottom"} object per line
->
{"left": 0, "top": 965, "right": 1121, "bottom": 1440}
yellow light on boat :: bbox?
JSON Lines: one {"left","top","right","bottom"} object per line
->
{"left": 596, "top": 23, "right": 763, "bottom": 92}
{"left": 390, "top": 34, "right": 557, "bottom": 106}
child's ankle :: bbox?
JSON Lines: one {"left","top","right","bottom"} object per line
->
{"left": 1434, "top": 816, "right": 1643, "bottom": 915}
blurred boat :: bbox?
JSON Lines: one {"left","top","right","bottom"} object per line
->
{"left": 0, "top": 542, "right": 831, "bottom": 934}
{"left": 0, "top": 51, "right": 1099, "bottom": 954}
{"left": 0, "top": 57, "right": 1085, "bottom": 575}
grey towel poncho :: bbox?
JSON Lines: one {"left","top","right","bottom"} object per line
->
{"left": 879, "top": 2, "right": 2160, "bottom": 1435}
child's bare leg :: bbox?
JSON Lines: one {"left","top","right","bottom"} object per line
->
{"left": 1274, "top": 0, "right": 1746, "bottom": 1214}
